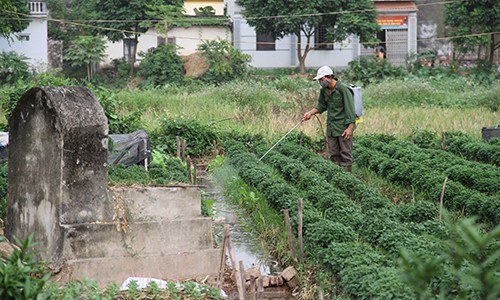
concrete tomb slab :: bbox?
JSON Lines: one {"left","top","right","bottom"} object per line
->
{"left": 5, "top": 87, "right": 219, "bottom": 286}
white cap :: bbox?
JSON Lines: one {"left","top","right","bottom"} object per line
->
{"left": 313, "top": 66, "right": 333, "bottom": 80}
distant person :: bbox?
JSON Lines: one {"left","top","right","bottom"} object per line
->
{"left": 375, "top": 45, "right": 386, "bottom": 59}
{"left": 302, "top": 66, "right": 356, "bottom": 172}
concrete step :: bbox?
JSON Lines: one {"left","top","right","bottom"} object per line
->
{"left": 63, "top": 217, "right": 215, "bottom": 259}
{"left": 64, "top": 248, "right": 221, "bottom": 287}
{"left": 109, "top": 186, "right": 202, "bottom": 221}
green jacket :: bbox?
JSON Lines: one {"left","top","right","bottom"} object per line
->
{"left": 315, "top": 80, "right": 356, "bottom": 137}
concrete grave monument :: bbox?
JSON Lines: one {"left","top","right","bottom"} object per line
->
{"left": 5, "top": 87, "right": 219, "bottom": 286}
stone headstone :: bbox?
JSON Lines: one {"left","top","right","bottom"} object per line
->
{"left": 5, "top": 86, "right": 109, "bottom": 266}
{"left": 4, "top": 87, "right": 220, "bottom": 285}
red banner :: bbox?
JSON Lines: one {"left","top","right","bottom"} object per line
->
{"left": 377, "top": 16, "right": 408, "bottom": 29}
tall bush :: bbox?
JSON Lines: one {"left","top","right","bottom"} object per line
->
{"left": 137, "top": 44, "right": 184, "bottom": 87}
{"left": 150, "top": 118, "right": 219, "bottom": 157}
{"left": 400, "top": 217, "right": 500, "bottom": 299}
{"left": 0, "top": 51, "right": 30, "bottom": 84}
{"left": 343, "top": 56, "right": 406, "bottom": 86}
{"left": 197, "top": 39, "right": 251, "bottom": 84}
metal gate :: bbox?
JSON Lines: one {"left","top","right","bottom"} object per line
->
{"left": 386, "top": 29, "right": 408, "bottom": 66}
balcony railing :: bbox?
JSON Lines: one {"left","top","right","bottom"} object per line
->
{"left": 29, "top": 2, "right": 47, "bottom": 15}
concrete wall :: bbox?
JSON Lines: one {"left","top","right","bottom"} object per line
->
{"left": 6, "top": 87, "right": 109, "bottom": 265}
{"left": 168, "top": 26, "right": 231, "bottom": 56}
{"left": 102, "top": 26, "right": 231, "bottom": 65}
{"left": 415, "top": 0, "right": 452, "bottom": 57}
{"left": 0, "top": 17, "right": 48, "bottom": 70}
{"left": 231, "top": 15, "right": 356, "bottom": 69}
{"left": 103, "top": 30, "right": 160, "bottom": 65}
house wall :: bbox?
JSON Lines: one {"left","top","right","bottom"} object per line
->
{"left": 414, "top": 0, "right": 453, "bottom": 58}
{"left": 231, "top": 14, "right": 357, "bottom": 69}
{"left": 168, "top": 26, "right": 231, "bottom": 55}
{"left": 102, "top": 26, "right": 231, "bottom": 65}
{"left": 102, "top": 30, "right": 159, "bottom": 65}
{"left": 227, "top": 0, "right": 421, "bottom": 69}
{"left": 0, "top": 16, "right": 48, "bottom": 71}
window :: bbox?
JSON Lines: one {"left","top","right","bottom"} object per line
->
{"left": 167, "top": 37, "right": 176, "bottom": 46}
{"left": 123, "top": 38, "right": 135, "bottom": 62}
{"left": 17, "top": 33, "right": 30, "bottom": 41}
{"left": 157, "top": 37, "right": 166, "bottom": 46}
{"left": 256, "top": 32, "right": 275, "bottom": 51}
{"left": 315, "top": 25, "right": 333, "bottom": 50}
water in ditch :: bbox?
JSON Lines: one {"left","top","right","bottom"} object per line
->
{"left": 201, "top": 174, "right": 276, "bottom": 276}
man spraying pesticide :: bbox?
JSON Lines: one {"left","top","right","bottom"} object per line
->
{"left": 259, "top": 66, "right": 362, "bottom": 170}
{"left": 302, "top": 66, "right": 358, "bottom": 172}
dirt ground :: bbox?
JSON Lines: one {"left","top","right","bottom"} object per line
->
{"left": 217, "top": 266, "right": 297, "bottom": 300}
{"left": 182, "top": 52, "right": 210, "bottom": 78}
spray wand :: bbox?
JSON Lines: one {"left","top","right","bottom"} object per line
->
{"left": 258, "top": 121, "right": 303, "bottom": 161}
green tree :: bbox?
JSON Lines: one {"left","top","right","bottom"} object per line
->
{"left": 64, "top": 35, "right": 106, "bottom": 81}
{"left": 236, "top": 0, "right": 380, "bottom": 73}
{"left": 0, "top": 0, "right": 31, "bottom": 40}
{"left": 46, "top": 0, "right": 94, "bottom": 41}
{"left": 87, "top": 0, "right": 184, "bottom": 76}
{"left": 445, "top": 0, "right": 500, "bottom": 64}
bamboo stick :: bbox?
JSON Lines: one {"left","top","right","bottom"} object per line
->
{"left": 283, "top": 209, "right": 298, "bottom": 265}
{"left": 217, "top": 225, "right": 229, "bottom": 289}
{"left": 298, "top": 198, "right": 303, "bottom": 262}
{"left": 226, "top": 225, "right": 245, "bottom": 300}
{"left": 239, "top": 261, "right": 247, "bottom": 300}
{"left": 439, "top": 176, "right": 448, "bottom": 221}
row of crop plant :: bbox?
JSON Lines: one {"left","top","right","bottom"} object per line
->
{"left": 224, "top": 140, "right": 493, "bottom": 299}
{"left": 410, "top": 130, "right": 500, "bottom": 166}
{"left": 272, "top": 142, "right": 448, "bottom": 233}
{"left": 225, "top": 140, "right": 415, "bottom": 298}
{"left": 257, "top": 144, "right": 448, "bottom": 257}
{"left": 354, "top": 135, "right": 499, "bottom": 226}
{"left": 358, "top": 135, "right": 498, "bottom": 195}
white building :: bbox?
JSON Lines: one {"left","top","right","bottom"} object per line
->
{"left": 103, "top": 0, "right": 230, "bottom": 65}
{"left": 225, "top": 0, "right": 418, "bottom": 69}
{"left": 0, "top": 2, "right": 49, "bottom": 71}
{"left": 102, "top": 25, "right": 231, "bottom": 65}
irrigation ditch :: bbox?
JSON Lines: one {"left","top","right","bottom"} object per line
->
{"left": 195, "top": 158, "right": 298, "bottom": 300}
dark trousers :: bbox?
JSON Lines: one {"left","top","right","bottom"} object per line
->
{"left": 327, "top": 135, "right": 353, "bottom": 171}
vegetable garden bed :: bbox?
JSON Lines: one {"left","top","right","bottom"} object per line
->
{"left": 223, "top": 134, "right": 499, "bottom": 299}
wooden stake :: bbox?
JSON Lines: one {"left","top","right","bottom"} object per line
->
{"left": 239, "top": 261, "right": 247, "bottom": 300}
{"left": 283, "top": 209, "right": 298, "bottom": 265}
{"left": 439, "top": 176, "right": 448, "bottom": 221}
{"left": 249, "top": 276, "right": 256, "bottom": 300}
{"left": 181, "top": 139, "right": 187, "bottom": 162}
{"left": 193, "top": 160, "right": 197, "bottom": 185}
{"left": 226, "top": 225, "right": 245, "bottom": 300}
{"left": 213, "top": 140, "right": 218, "bottom": 157}
{"left": 186, "top": 156, "right": 192, "bottom": 184}
{"left": 257, "top": 276, "right": 264, "bottom": 300}
{"left": 217, "top": 225, "right": 229, "bottom": 289}
{"left": 298, "top": 198, "right": 303, "bottom": 262}
{"left": 176, "top": 136, "right": 181, "bottom": 158}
